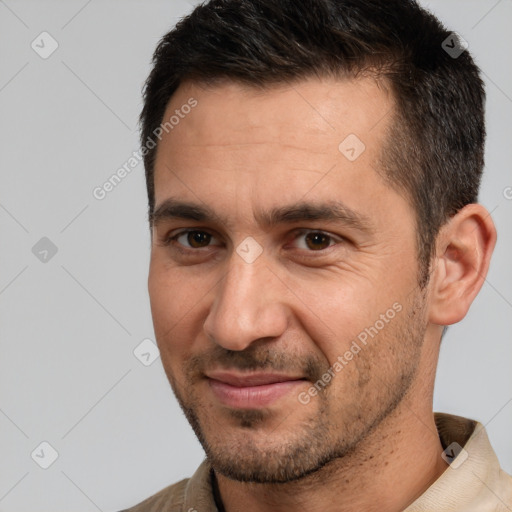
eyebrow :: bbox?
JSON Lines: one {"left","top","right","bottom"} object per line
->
{"left": 150, "top": 198, "right": 374, "bottom": 234}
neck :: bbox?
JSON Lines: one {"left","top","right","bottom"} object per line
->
{"left": 214, "top": 394, "right": 446, "bottom": 512}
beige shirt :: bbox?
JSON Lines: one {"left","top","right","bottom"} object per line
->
{"left": 121, "top": 413, "right": 512, "bottom": 511}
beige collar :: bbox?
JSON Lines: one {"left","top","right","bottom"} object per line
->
{"left": 405, "top": 413, "right": 512, "bottom": 511}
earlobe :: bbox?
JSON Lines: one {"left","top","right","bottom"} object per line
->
{"left": 428, "top": 204, "right": 497, "bottom": 326}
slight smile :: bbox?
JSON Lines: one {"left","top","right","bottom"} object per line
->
{"left": 206, "top": 371, "right": 307, "bottom": 409}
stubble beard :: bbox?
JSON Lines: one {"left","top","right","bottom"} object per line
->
{"left": 165, "top": 292, "right": 428, "bottom": 484}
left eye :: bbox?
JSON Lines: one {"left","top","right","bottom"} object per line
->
{"left": 292, "top": 230, "right": 341, "bottom": 251}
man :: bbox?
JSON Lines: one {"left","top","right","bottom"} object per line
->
{"left": 123, "top": 0, "right": 512, "bottom": 510}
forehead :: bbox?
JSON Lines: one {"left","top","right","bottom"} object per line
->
{"left": 158, "top": 76, "right": 392, "bottom": 149}
{"left": 152, "top": 76, "right": 408, "bottom": 233}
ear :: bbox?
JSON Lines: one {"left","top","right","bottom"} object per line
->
{"left": 428, "top": 204, "right": 497, "bottom": 326}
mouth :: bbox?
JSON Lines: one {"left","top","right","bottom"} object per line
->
{"left": 205, "top": 371, "right": 307, "bottom": 409}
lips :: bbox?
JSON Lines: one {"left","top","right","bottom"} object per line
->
{"left": 205, "top": 371, "right": 306, "bottom": 408}
{"left": 207, "top": 371, "right": 303, "bottom": 387}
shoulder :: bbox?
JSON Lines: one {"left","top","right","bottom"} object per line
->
{"left": 118, "top": 477, "right": 189, "bottom": 512}
{"left": 117, "top": 459, "right": 215, "bottom": 512}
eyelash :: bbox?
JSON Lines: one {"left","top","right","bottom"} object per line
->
{"left": 162, "top": 228, "right": 344, "bottom": 255}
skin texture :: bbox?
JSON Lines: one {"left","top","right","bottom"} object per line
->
{"left": 148, "top": 77, "right": 496, "bottom": 512}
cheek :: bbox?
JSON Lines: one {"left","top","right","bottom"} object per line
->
{"left": 294, "top": 272, "right": 404, "bottom": 367}
{"left": 291, "top": 271, "right": 376, "bottom": 328}
{"left": 148, "top": 263, "right": 205, "bottom": 360}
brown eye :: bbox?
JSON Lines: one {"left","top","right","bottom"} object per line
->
{"left": 186, "top": 230, "right": 212, "bottom": 248}
{"left": 303, "top": 232, "right": 334, "bottom": 250}
{"left": 165, "top": 229, "right": 219, "bottom": 250}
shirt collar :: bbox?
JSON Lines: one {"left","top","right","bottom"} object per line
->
{"left": 405, "top": 413, "right": 509, "bottom": 511}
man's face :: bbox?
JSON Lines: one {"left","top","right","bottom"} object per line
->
{"left": 149, "top": 77, "right": 430, "bottom": 483}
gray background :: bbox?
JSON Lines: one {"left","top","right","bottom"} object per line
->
{"left": 0, "top": 1, "right": 511, "bottom": 511}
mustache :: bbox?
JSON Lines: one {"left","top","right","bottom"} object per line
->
{"left": 185, "top": 344, "right": 328, "bottom": 383}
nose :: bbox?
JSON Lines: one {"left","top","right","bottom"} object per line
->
{"left": 203, "top": 250, "right": 289, "bottom": 351}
